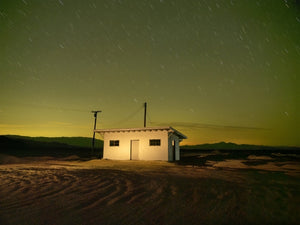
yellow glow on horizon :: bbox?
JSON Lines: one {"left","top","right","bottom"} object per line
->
{"left": 1, "top": 122, "right": 297, "bottom": 147}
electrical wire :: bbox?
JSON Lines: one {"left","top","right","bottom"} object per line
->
{"left": 107, "top": 104, "right": 144, "bottom": 127}
{"left": 14, "top": 101, "right": 89, "bottom": 113}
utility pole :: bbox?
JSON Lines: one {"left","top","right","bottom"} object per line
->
{"left": 144, "top": 102, "right": 147, "bottom": 127}
{"left": 91, "top": 110, "right": 101, "bottom": 154}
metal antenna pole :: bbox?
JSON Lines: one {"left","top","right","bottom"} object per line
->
{"left": 91, "top": 110, "right": 101, "bottom": 153}
{"left": 144, "top": 102, "right": 147, "bottom": 127}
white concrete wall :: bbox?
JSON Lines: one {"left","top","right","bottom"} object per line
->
{"left": 103, "top": 130, "right": 169, "bottom": 161}
{"left": 103, "top": 132, "right": 130, "bottom": 160}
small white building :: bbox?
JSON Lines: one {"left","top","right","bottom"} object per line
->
{"left": 94, "top": 127, "right": 187, "bottom": 161}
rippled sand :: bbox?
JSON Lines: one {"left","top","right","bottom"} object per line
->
{"left": 0, "top": 156, "right": 299, "bottom": 225}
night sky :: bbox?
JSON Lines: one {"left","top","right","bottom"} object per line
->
{"left": 1, "top": 0, "right": 299, "bottom": 146}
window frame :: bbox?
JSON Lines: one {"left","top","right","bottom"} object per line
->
{"left": 109, "top": 140, "right": 119, "bottom": 147}
{"left": 149, "top": 139, "right": 161, "bottom": 146}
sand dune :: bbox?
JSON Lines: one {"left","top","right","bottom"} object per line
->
{"left": 0, "top": 156, "right": 299, "bottom": 225}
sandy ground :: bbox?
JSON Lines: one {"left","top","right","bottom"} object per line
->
{"left": 0, "top": 155, "right": 299, "bottom": 225}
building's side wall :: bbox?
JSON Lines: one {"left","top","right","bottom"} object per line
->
{"left": 168, "top": 134, "right": 180, "bottom": 161}
{"left": 103, "top": 130, "right": 169, "bottom": 160}
{"left": 175, "top": 138, "right": 180, "bottom": 161}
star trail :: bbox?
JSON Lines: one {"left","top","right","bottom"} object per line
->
{"left": 0, "top": 0, "right": 299, "bottom": 146}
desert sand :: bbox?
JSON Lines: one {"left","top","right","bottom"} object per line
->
{"left": 0, "top": 154, "right": 299, "bottom": 225}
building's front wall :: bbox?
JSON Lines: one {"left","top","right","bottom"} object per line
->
{"left": 103, "top": 130, "right": 169, "bottom": 160}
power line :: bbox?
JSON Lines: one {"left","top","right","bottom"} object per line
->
{"left": 144, "top": 102, "right": 147, "bottom": 127}
{"left": 146, "top": 109, "right": 152, "bottom": 125}
{"left": 91, "top": 110, "right": 101, "bottom": 154}
{"left": 16, "top": 102, "right": 89, "bottom": 113}
{"left": 107, "top": 104, "right": 144, "bottom": 126}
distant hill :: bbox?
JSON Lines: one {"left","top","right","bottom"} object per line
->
{"left": 181, "top": 141, "right": 300, "bottom": 151}
{"left": 0, "top": 135, "right": 103, "bottom": 157}
{"left": 3, "top": 135, "right": 103, "bottom": 148}
{"left": 1, "top": 135, "right": 298, "bottom": 158}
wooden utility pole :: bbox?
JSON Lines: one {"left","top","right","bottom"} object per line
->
{"left": 144, "top": 102, "right": 147, "bottom": 127}
{"left": 91, "top": 110, "right": 101, "bottom": 153}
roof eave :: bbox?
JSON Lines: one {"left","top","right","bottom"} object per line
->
{"left": 169, "top": 127, "right": 187, "bottom": 139}
{"left": 94, "top": 126, "right": 187, "bottom": 139}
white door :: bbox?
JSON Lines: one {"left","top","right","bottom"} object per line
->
{"left": 131, "top": 140, "right": 139, "bottom": 160}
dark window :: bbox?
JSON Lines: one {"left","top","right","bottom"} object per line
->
{"left": 109, "top": 140, "right": 119, "bottom": 146}
{"left": 149, "top": 139, "right": 161, "bottom": 146}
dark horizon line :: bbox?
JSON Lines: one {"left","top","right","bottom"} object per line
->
{"left": 1, "top": 134, "right": 299, "bottom": 149}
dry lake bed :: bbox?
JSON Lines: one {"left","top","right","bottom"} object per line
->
{"left": 0, "top": 151, "right": 299, "bottom": 225}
